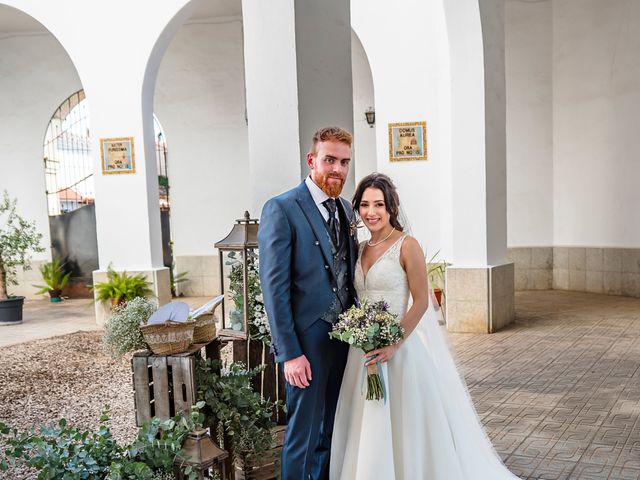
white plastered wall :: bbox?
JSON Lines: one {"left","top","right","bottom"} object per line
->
{"left": 155, "top": 18, "right": 250, "bottom": 257}
{"left": 553, "top": 0, "right": 640, "bottom": 248}
{"left": 0, "top": 31, "right": 82, "bottom": 260}
{"left": 0, "top": 20, "right": 83, "bottom": 296}
{"left": 352, "top": 0, "right": 449, "bottom": 257}
{"left": 505, "top": 0, "right": 553, "bottom": 247}
{"left": 351, "top": 31, "right": 376, "bottom": 184}
{"left": 154, "top": 16, "right": 250, "bottom": 295}
{"left": 505, "top": 0, "right": 640, "bottom": 249}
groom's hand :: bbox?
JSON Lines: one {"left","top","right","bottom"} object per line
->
{"left": 284, "top": 354, "right": 312, "bottom": 388}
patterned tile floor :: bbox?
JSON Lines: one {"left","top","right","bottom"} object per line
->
{"left": 450, "top": 290, "right": 640, "bottom": 480}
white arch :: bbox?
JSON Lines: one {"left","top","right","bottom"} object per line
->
{"left": 0, "top": 4, "right": 85, "bottom": 277}
{"left": 140, "top": 0, "right": 199, "bottom": 169}
{"left": 351, "top": 0, "right": 507, "bottom": 265}
{"left": 351, "top": 28, "right": 376, "bottom": 183}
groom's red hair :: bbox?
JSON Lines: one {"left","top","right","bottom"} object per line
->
{"left": 309, "top": 126, "right": 353, "bottom": 155}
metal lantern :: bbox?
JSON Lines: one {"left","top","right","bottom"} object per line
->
{"left": 173, "top": 428, "right": 228, "bottom": 479}
{"left": 214, "top": 211, "right": 259, "bottom": 340}
{"left": 365, "top": 107, "right": 375, "bottom": 127}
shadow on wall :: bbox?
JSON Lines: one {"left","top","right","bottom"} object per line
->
{"left": 49, "top": 203, "right": 98, "bottom": 297}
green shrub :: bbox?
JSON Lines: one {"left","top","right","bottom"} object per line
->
{"left": 0, "top": 404, "right": 205, "bottom": 480}
{"left": 33, "top": 257, "right": 71, "bottom": 295}
{"left": 196, "top": 359, "right": 282, "bottom": 464}
{"left": 93, "top": 267, "right": 153, "bottom": 306}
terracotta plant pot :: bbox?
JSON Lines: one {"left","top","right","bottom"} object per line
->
{"left": 433, "top": 288, "right": 443, "bottom": 306}
{"left": 111, "top": 297, "right": 126, "bottom": 308}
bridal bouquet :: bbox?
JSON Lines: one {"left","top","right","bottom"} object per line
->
{"left": 329, "top": 300, "right": 404, "bottom": 401}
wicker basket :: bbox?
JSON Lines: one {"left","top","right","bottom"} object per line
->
{"left": 140, "top": 320, "right": 195, "bottom": 355}
{"left": 192, "top": 313, "right": 217, "bottom": 344}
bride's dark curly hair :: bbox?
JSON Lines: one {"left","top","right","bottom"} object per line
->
{"left": 352, "top": 172, "right": 404, "bottom": 231}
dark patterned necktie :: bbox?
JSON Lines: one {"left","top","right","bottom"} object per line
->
{"left": 323, "top": 198, "right": 340, "bottom": 247}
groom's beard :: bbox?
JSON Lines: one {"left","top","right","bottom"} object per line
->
{"left": 317, "top": 173, "right": 345, "bottom": 198}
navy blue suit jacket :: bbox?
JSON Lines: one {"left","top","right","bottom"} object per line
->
{"left": 258, "top": 181, "right": 358, "bottom": 363}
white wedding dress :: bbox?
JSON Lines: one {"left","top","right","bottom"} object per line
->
{"left": 330, "top": 236, "right": 519, "bottom": 480}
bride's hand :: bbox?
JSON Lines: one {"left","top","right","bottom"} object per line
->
{"left": 365, "top": 343, "right": 401, "bottom": 365}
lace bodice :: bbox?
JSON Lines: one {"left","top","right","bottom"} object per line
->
{"left": 354, "top": 235, "right": 410, "bottom": 321}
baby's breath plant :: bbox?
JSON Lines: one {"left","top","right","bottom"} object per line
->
{"left": 103, "top": 296, "right": 157, "bottom": 358}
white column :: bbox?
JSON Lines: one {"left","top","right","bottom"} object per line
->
{"left": 87, "top": 94, "right": 161, "bottom": 271}
{"left": 443, "top": 0, "right": 514, "bottom": 333}
{"left": 242, "top": 0, "right": 355, "bottom": 215}
{"left": 86, "top": 82, "right": 171, "bottom": 325}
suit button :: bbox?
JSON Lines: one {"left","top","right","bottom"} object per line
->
{"left": 325, "top": 265, "right": 329, "bottom": 269}
{"left": 332, "top": 287, "right": 337, "bottom": 292}
{"left": 342, "top": 256, "right": 347, "bottom": 261}
{"left": 315, "top": 241, "right": 320, "bottom": 246}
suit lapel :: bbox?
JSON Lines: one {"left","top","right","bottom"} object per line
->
{"left": 295, "top": 183, "right": 336, "bottom": 277}
{"left": 338, "top": 197, "right": 358, "bottom": 279}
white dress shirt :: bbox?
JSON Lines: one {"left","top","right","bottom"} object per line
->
{"left": 305, "top": 176, "right": 340, "bottom": 226}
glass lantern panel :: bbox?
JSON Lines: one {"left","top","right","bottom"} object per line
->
{"left": 222, "top": 250, "right": 246, "bottom": 334}
{"left": 245, "top": 249, "right": 266, "bottom": 340}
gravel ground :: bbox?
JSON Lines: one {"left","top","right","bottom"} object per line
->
{"left": 0, "top": 331, "right": 138, "bottom": 479}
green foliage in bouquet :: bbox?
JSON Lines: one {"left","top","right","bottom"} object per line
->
{"left": 103, "top": 297, "right": 157, "bottom": 358}
{"left": 32, "top": 257, "right": 71, "bottom": 295}
{"left": 196, "top": 358, "right": 281, "bottom": 463}
{"left": 93, "top": 267, "right": 153, "bottom": 306}
{"left": 0, "top": 404, "right": 205, "bottom": 480}
{"left": 330, "top": 300, "right": 404, "bottom": 352}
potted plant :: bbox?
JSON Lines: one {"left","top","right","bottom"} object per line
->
{"left": 0, "top": 191, "right": 44, "bottom": 325}
{"left": 427, "top": 250, "right": 448, "bottom": 307}
{"left": 92, "top": 266, "right": 154, "bottom": 307}
{"left": 32, "top": 257, "right": 71, "bottom": 303}
{"left": 170, "top": 268, "right": 189, "bottom": 298}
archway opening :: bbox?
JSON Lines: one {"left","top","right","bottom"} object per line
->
{"left": 42, "top": 89, "right": 172, "bottom": 294}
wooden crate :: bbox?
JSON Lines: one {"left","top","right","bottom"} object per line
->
{"left": 131, "top": 343, "right": 207, "bottom": 426}
{"left": 234, "top": 425, "right": 286, "bottom": 480}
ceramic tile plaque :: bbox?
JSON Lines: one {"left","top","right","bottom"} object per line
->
{"left": 100, "top": 137, "right": 136, "bottom": 174}
{"left": 388, "top": 121, "right": 427, "bottom": 162}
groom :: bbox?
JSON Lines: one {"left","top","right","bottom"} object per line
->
{"left": 258, "top": 126, "right": 358, "bottom": 480}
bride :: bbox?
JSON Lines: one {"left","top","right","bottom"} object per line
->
{"left": 330, "top": 173, "right": 519, "bottom": 480}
